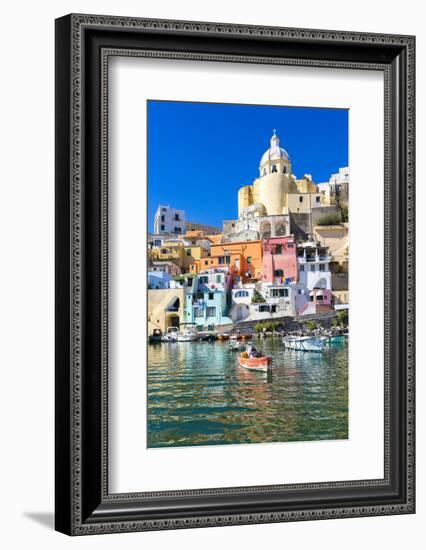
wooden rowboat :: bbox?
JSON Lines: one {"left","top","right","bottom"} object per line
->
{"left": 238, "top": 352, "right": 272, "bottom": 373}
{"left": 217, "top": 333, "right": 230, "bottom": 341}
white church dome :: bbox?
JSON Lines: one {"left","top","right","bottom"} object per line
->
{"left": 260, "top": 130, "right": 289, "bottom": 165}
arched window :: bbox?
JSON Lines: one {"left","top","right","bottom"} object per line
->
{"left": 235, "top": 290, "right": 249, "bottom": 298}
{"left": 263, "top": 168, "right": 267, "bottom": 176}
{"left": 283, "top": 166, "right": 287, "bottom": 174}
{"left": 272, "top": 164, "right": 277, "bottom": 173}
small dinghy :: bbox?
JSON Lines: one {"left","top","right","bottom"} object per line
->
{"left": 228, "top": 340, "right": 247, "bottom": 352}
{"left": 148, "top": 328, "right": 163, "bottom": 343}
{"left": 238, "top": 351, "right": 272, "bottom": 373}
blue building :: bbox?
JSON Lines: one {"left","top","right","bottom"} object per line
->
{"left": 148, "top": 271, "right": 172, "bottom": 289}
{"left": 170, "top": 270, "right": 233, "bottom": 329}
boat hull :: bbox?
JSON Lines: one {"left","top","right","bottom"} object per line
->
{"left": 283, "top": 336, "right": 326, "bottom": 352}
{"left": 328, "top": 335, "right": 346, "bottom": 345}
{"left": 161, "top": 335, "right": 178, "bottom": 342}
{"left": 177, "top": 335, "right": 198, "bottom": 342}
{"left": 238, "top": 353, "right": 272, "bottom": 373}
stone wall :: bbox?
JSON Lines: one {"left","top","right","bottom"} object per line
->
{"left": 331, "top": 272, "right": 349, "bottom": 291}
{"left": 311, "top": 205, "right": 342, "bottom": 226}
{"left": 290, "top": 206, "right": 342, "bottom": 239}
{"left": 222, "top": 220, "right": 238, "bottom": 235}
{"left": 232, "top": 310, "right": 340, "bottom": 332}
{"left": 290, "top": 213, "right": 311, "bottom": 240}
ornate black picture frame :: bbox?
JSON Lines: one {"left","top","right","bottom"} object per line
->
{"left": 55, "top": 14, "right": 415, "bottom": 535}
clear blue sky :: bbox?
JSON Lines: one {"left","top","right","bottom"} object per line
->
{"left": 147, "top": 100, "right": 348, "bottom": 229}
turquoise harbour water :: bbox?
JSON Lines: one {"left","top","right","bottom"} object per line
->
{"left": 147, "top": 338, "right": 348, "bottom": 448}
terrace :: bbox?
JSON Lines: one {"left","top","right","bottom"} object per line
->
{"left": 297, "top": 247, "right": 331, "bottom": 263}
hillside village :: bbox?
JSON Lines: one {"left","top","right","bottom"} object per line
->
{"left": 148, "top": 131, "right": 349, "bottom": 336}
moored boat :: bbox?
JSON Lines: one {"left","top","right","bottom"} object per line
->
{"left": 228, "top": 340, "right": 247, "bottom": 352}
{"left": 283, "top": 335, "right": 327, "bottom": 352}
{"left": 148, "top": 328, "right": 163, "bottom": 343}
{"left": 217, "top": 333, "right": 230, "bottom": 341}
{"left": 199, "top": 332, "right": 217, "bottom": 342}
{"left": 328, "top": 334, "right": 346, "bottom": 345}
{"left": 238, "top": 351, "right": 272, "bottom": 373}
{"left": 177, "top": 323, "right": 199, "bottom": 342}
{"left": 161, "top": 326, "right": 179, "bottom": 342}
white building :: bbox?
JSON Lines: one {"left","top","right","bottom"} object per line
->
{"left": 329, "top": 166, "right": 349, "bottom": 191}
{"left": 297, "top": 241, "right": 332, "bottom": 290}
{"left": 149, "top": 260, "right": 181, "bottom": 277}
{"left": 230, "top": 281, "right": 312, "bottom": 321}
{"left": 230, "top": 283, "right": 257, "bottom": 322}
{"left": 154, "top": 205, "right": 186, "bottom": 235}
{"left": 317, "top": 167, "right": 349, "bottom": 204}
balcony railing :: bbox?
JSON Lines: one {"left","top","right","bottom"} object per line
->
{"left": 298, "top": 255, "right": 331, "bottom": 263}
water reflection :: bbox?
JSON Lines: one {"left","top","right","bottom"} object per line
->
{"left": 147, "top": 338, "right": 348, "bottom": 448}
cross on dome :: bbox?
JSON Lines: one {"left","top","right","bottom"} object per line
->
{"left": 270, "top": 129, "right": 280, "bottom": 147}
{"left": 259, "top": 129, "right": 290, "bottom": 173}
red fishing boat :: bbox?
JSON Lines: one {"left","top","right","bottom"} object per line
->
{"left": 238, "top": 351, "right": 272, "bottom": 373}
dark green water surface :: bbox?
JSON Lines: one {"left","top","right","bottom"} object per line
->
{"left": 147, "top": 338, "right": 348, "bottom": 448}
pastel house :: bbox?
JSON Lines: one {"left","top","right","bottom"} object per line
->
{"left": 173, "top": 270, "right": 233, "bottom": 329}
{"left": 262, "top": 236, "right": 298, "bottom": 284}
{"left": 192, "top": 240, "right": 263, "bottom": 283}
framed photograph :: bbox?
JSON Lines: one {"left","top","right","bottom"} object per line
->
{"left": 55, "top": 14, "right": 415, "bottom": 535}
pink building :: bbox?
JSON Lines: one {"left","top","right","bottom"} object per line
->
{"left": 298, "top": 288, "right": 333, "bottom": 315}
{"left": 262, "top": 236, "right": 298, "bottom": 284}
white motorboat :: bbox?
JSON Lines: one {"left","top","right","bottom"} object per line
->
{"left": 161, "top": 326, "right": 179, "bottom": 342}
{"left": 177, "top": 323, "right": 199, "bottom": 342}
{"left": 283, "top": 335, "right": 327, "bottom": 352}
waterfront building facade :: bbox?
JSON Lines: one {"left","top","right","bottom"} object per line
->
{"left": 314, "top": 222, "right": 349, "bottom": 307}
{"left": 262, "top": 236, "right": 298, "bottom": 284}
{"left": 230, "top": 283, "right": 257, "bottom": 322}
{"left": 172, "top": 270, "right": 233, "bottom": 328}
{"left": 252, "top": 282, "right": 308, "bottom": 319}
{"left": 297, "top": 241, "right": 332, "bottom": 291}
{"left": 148, "top": 287, "right": 185, "bottom": 334}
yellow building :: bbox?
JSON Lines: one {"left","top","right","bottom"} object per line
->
{"left": 149, "top": 238, "right": 210, "bottom": 273}
{"left": 314, "top": 223, "right": 349, "bottom": 306}
{"left": 314, "top": 223, "right": 349, "bottom": 271}
{"left": 181, "top": 244, "right": 208, "bottom": 271}
{"left": 237, "top": 131, "right": 326, "bottom": 217}
{"left": 148, "top": 288, "right": 185, "bottom": 334}
{"left": 149, "top": 240, "right": 186, "bottom": 267}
